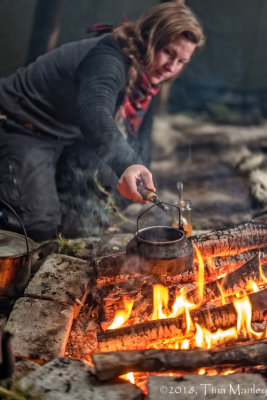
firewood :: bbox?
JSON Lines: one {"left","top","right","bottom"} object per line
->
{"left": 198, "top": 248, "right": 263, "bottom": 280}
{"left": 190, "top": 221, "right": 267, "bottom": 258}
{"left": 93, "top": 341, "right": 267, "bottom": 381}
{"left": 96, "top": 253, "right": 159, "bottom": 278}
{"left": 158, "top": 249, "right": 262, "bottom": 286}
{"left": 186, "top": 255, "right": 267, "bottom": 304}
{"left": 97, "top": 288, "right": 267, "bottom": 352}
{"left": 95, "top": 252, "right": 128, "bottom": 277}
{"left": 95, "top": 249, "right": 261, "bottom": 285}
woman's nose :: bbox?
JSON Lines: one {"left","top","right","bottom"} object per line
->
{"left": 165, "top": 60, "right": 176, "bottom": 73}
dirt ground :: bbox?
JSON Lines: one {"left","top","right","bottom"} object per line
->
{"left": 122, "top": 113, "right": 267, "bottom": 234}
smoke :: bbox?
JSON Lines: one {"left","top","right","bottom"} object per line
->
{"left": 56, "top": 140, "right": 121, "bottom": 238}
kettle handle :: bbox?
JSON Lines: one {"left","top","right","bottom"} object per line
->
{"left": 0, "top": 199, "right": 30, "bottom": 260}
{"left": 136, "top": 202, "right": 182, "bottom": 236}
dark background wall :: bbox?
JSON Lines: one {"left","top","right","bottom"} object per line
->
{"left": 168, "top": 0, "right": 267, "bottom": 113}
{"left": 1, "top": 0, "right": 267, "bottom": 113}
{"left": 0, "top": 0, "right": 157, "bottom": 75}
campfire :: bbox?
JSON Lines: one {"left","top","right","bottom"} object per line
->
{"left": 66, "top": 220, "right": 267, "bottom": 394}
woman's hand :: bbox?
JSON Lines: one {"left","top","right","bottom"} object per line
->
{"left": 117, "top": 164, "right": 156, "bottom": 203}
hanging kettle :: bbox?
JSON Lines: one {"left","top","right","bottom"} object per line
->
{"left": 126, "top": 203, "right": 193, "bottom": 276}
{"left": 0, "top": 199, "right": 35, "bottom": 305}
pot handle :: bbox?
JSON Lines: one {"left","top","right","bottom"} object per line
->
{"left": 0, "top": 199, "right": 30, "bottom": 260}
{"left": 136, "top": 202, "right": 182, "bottom": 236}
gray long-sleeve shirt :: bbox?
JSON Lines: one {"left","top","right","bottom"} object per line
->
{"left": 0, "top": 34, "right": 155, "bottom": 177}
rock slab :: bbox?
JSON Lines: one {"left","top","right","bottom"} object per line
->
{"left": 6, "top": 297, "right": 74, "bottom": 362}
{"left": 20, "top": 357, "right": 143, "bottom": 400}
{"left": 25, "top": 254, "right": 93, "bottom": 309}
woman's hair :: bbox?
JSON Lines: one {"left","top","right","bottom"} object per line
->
{"left": 112, "top": 0, "right": 205, "bottom": 93}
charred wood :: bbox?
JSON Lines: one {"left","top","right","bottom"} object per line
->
{"left": 198, "top": 248, "right": 264, "bottom": 282}
{"left": 97, "top": 288, "right": 267, "bottom": 352}
{"left": 95, "top": 253, "right": 128, "bottom": 278}
{"left": 95, "top": 253, "right": 156, "bottom": 278}
{"left": 190, "top": 221, "right": 267, "bottom": 258}
{"left": 186, "top": 255, "right": 267, "bottom": 304}
{"left": 95, "top": 249, "right": 262, "bottom": 285}
{"left": 93, "top": 341, "right": 267, "bottom": 381}
{"left": 163, "top": 248, "right": 264, "bottom": 285}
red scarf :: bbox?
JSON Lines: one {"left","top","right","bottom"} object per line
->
{"left": 86, "top": 25, "right": 159, "bottom": 136}
{"left": 121, "top": 72, "right": 159, "bottom": 136}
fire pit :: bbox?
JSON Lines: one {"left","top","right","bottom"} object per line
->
{"left": 65, "top": 220, "right": 267, "bottom": 395}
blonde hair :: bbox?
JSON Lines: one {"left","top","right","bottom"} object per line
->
{"left": 112, "top": 0, "right": 205, "bottom": 93}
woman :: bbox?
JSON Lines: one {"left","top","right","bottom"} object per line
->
{"left": 0, "top": 0, "right": 204, "bottom": 241}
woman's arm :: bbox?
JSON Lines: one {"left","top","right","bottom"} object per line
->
{"left": 76, "top": 36, "right": 144, "bottom": 178}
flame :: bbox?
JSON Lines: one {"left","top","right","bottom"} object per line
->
{"left": 224, "top": 369, "right": 235, "bottom": 375}
{"left": 246, "top": 280, "right": 259, "bottom": 293}
{"left": 233, "top": 295, "right": 263, "bottom": 339}
{"left": 150, "top": 284, "right": 196, "bottom": 332}
{"left": 181, "top": 339, "right": 190, "bottom": 349}
{"left": 198, "top": 369, "right": 206, "bottom": 375}
{"left": 216, "top": 280, "right": 227, "bottom": 305}
{"left": 126, "top": 372, "right": 135, "bottom": 384}
{"left": 148, "top": 247, "right": 206, "bottom": 325}
{"left": 107, "top": 298, "right": 134, "bottom": 330}
{"left": 169, "top": 290, "right": 196, "bottom": 320}
{"left": 198, "top": 368, "right": 235, "bottom": 376}
{"left": 194, "top": 294, "right": 264, "bottom": 349}
{"left": 195, "top": 323, "right": 237, "bottom": 349}
{"left": 195, "top": 323, "right": 204, "bottom": 347}
{"left": 205, "top": 327, "right": 237, "bottom": 349}
{"left": 151, "top": 284, "right": 169, "bottom": 320}
{"left": 120, "top": 372, "right": 135, "bottom": 384}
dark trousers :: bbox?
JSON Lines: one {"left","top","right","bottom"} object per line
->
{"left": 0, "top": 124, "right": 125, "bottom": 241}
{"left": 0, "top": 127, "right": 65, "bottom": 241}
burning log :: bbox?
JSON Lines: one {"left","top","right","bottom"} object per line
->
{"left": 198, "top": 248, "right": 264, "bottom": 281}
{"left": 97, "top": 288, "right": 267, "bottom": 352}
{"left": 159, "top": 249, "right": 263, "bottom": 285}
{"left": 93, "top": 341, "right": 267, "bottom": 381}
{"left": 95, "top": 249, "right": 263, "bottom": 285}
{"left": 190, "top": 221, "right": 267, "bottom": 258}
{"left": 186, "top": 255, "right": 267, "bottom": 305}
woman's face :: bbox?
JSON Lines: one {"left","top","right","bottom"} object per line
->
{"left": 145, "top": 35, "right": 196, "bottom": 85}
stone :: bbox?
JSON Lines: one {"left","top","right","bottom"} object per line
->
{"left": 19, "top": 357, "right": 143, "bottom": 400}
{"left": 13, "top": 359, "right": 40, "bottom": 379}
{"left": 31, "top": 241, "right": 60, "bottom": 273}
{"left": 147, "top": 373, "right": 267, "bottom": 400}
{"left": 5, "top": 297, "right": 73, "bottom": 363}
{"left": 238, "top": 153, "right": 265, "bottom": 172}
{"left": 100, "top": 233, "right": 134, "bottom": 255}
{"left": 250, "top": 169, "right": 267, "bottom": 206}
{"left": 153, "top": 115, "right": 184, "bottom": 157}
{"left": 25, "top": 254, "right": 93, "bottom": 310}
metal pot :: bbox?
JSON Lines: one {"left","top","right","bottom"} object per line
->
{"left": 0, "top": 199, "right": 35, "bottom": 304}
{"left": 126, "top": 203, "right": 193, "bottom": 276}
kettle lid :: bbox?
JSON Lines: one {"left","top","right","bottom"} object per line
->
{"left": 0, "top": 230, "right": 35, "bottom": 257}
